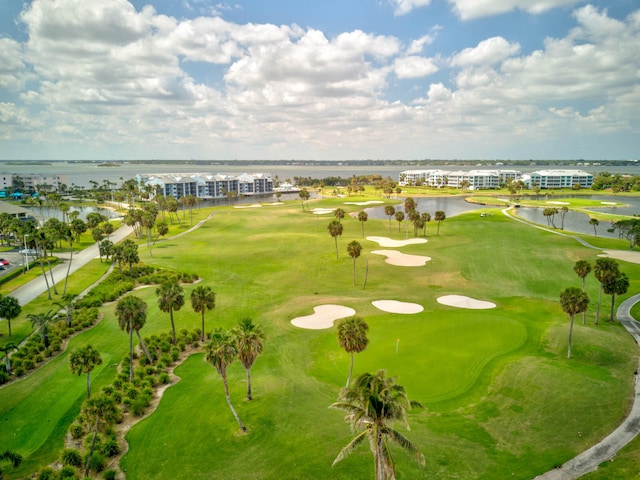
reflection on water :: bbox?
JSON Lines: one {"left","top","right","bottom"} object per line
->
{"left": 26, "top": 205, "right": 118, "bottom": 222}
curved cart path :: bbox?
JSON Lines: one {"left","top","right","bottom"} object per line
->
{"left": 502, "top": 208, "right": 640, "bottom": 479}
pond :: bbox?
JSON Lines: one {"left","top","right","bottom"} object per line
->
{"left": 364, "top": 194, "right": 640, "bottom": 239}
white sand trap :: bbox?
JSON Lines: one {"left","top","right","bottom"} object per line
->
{"left": 599, "top": 250, "right": 640, "bottom": 265}
{"left": 367, "top": 236, "right": 427, "bottom": 247}
{"left": 601, "top": 201, "right": 617, "bottom": 205}
{"left": 372, "top": 300, "right": 423, "bottom": 314}
{"left": 372, "top": 250, "right": 431, "bottom": 267}
{"left": 547, "top": 201, "right": 570, "bottom": 205}
{"left": 291, "top": 305, "right": 356, "bottom": 330}
{"left": 344, "top": 201, "right": 384, "bottom": 206}
{"left": 312, "top": 208, "right": 335, "bottom": 215}
{"left": 234, "top": 203, "right": 262, "bottom": 209}
{"left": 437, "top": 295, "right": 496, "bottom": 309}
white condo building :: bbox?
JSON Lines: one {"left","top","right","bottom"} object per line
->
{"left": 521, "top": 170, "right": 593, "bottom": 189}
{"left": 399, "top": 169, "right": 521, "bottom": 190}
{"left": 136, "top": 172, "right": 274, "bottom": 200}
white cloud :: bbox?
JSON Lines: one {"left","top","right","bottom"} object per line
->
{"left": 450, "top": 36, "right": 520, "bottom": 67}
{"left": 406, "top": 33, "right": 437, "bottom": 55}
{"left": 389, "top": 0, "right": 432, "bottom": 16}
{"left": 394, "top": 56, "right": 439, "bottom": 78}
{"left": 449, "top": 0, "right": 582, "bottom": 20}
{"left": 0, "top": 39, "right": 30, "bottom": 90}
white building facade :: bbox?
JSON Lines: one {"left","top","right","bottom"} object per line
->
{"left": 136, "top": 172, "right": 274, "bottom": 200}
{"left": 522, "top": 170, "right": 593, "bottom": 189}
{"left": 399, "top": 169, "right": 521, "bottom": 190}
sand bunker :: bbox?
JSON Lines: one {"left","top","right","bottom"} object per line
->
{"left": 367, "top": 236, "right": 427, "bottom": 247}
{"left": 290, "top": 305, "right": 356, "bottom": 330}
{"left": 372, "top": 250, "right": 431, "bottom": 267}
{"left": 344, "top": 201, "right": 384, "bottom": 206}
{"left": 547, "top": 201, "right": 570, "bottom": 205}
{"left": 234, "top": 203, "right": 263, "bottom": 209}
{"left": 601, "top": 201, "right": 617, "bottom": 205}
{"left": 372, "top": 300, "right": 423, "bottom": 314}
{"left": 599, "top": 250, "right": 640, "bottom": 265}
{"left": 437, "top": 295, "right": 496, "bottom": 309}
{"left": 312, "top": 208, "right": 335, "bottom": 215}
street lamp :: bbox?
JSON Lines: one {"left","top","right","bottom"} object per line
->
{"left": 23, "top": 234, "right": 30, "bottom": 272}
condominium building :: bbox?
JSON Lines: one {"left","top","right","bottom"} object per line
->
{"left": 136, "top": 172, "right": 274, "bottom": 200}
{"left": 522, "top": 170, "right": 593, "bottom": 189}
{"left": 0, "top": 173, "right": 69, "bottom": 192}
{"left": 399, "top": 169, "right": 521, "bottom": 190}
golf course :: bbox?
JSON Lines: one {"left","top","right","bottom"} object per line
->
{"left": 1, "top": 192, "right": 640, "bottom": 479}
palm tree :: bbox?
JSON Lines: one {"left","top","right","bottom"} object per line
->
{"left": 81, "top": 395, "right": 120, "bottom": 478}
{"left": 205, "top": 328, "right": 246, "bottom": 432}
{"left": 603, "top": 272, "right": 629, "bottom": 322}
{"left": 358, "top": 210, "right": 368, "bottom": 237}
{"left": 1, "top": 343, "right": 17, "bottom": 374}
{"left": 330, "top": 370, "right": 425, "bottom": 480}
{"left": 156, "top": 281, "right": 185, "bottom": 344}
{"left": 27, "top": 310, "right": 56, "bottom": 348}
{"left": 336, "top": 316, "right": 369, "bottom": 387}
{"left": 0, "top": 450, "right": 23, "bottom": 477}
{"left": 69, "top": 344, "right": 103, "bottom": 399}
{"left": 115, "top": 295, "right": 148, "bottom": 381}
{"left": 54, "top": 293, "right": 77, "bottom": 328}
{"left": 421, "top": 212, "right": 431, "bottom": 236}
{"left": 298, "top": 188, "right": 310, "bottom": 212}
{"left": 589, "top": 217, "right": 599, "bottom": 236}
{"left": 232, "top": 318, "right": 265, "bottom": 401}
{"left": 347, "top": 241, "right": 362, "bottom": 286}
{"left": 573, "top": 260, "right": 591, "bottom": 324}
{"left": 594, "top": 258, "right": 619, "bottom": 325}
{"left": 334, "top": 208, "right": 346, "bottom": 223}
{"left": 384, "top": 206, "right": 395, "bottom": 234}
{"left": 328, "top": 220, "right": 344, "bottom": 260}
{"left": 394, "top": 211, "right": 404, "bottom": 232}
{"left": 0, "top": 295, "right": 21, "bottom": 337}
{"left": 191, "top": 285, "right": 216, "bottom": 342}
{"left": 560, "top": 287, "right": 590, "bottom": 359}
{"left": 434, "top": 210, "right": 446, "bottom": 235}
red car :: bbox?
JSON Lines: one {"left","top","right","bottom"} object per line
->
{"left": 0, "top": 259, "right": 9, "bottom": 266}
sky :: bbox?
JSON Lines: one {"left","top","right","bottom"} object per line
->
{"left": 0, "top": 0, "right": 638, "bottom": 161}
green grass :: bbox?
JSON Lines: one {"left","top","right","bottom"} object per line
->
{"left": 1, "top": 197, "right": 640, "bottom": 479}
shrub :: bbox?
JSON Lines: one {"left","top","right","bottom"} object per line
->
{"left": 103, "top": 469, "right": 117, "bottom": 480}
{"left": 159, "top": 372, "right": 171, "bottom": 384}
{"left": 0, "top": 370, "right": 9, "bottom": 385}
{"left": 58, "top": 465, "right": 79, "bottom": 479}
{"left": 36, "top": 467, "right": 57, "bottom": 480}
{"left": 13, "top": 366, "right": 25, "bottom": 377}
{"left": 102, "top": 385, "right": 114, "bottom": 396}
{"left": 86, "top": 452, "right": 106, "bottom": 473}
{"left": 101, "top": 438, "right": 120, "bottom": 457}
{"left": 61, "top": 448, "right": 83, "bottom": 467}
{"left": 23, "top": 359, "right": 36, "bottom": 370}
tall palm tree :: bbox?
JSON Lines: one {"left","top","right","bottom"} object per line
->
{"left": 81, "top": 395, "right": 120, "bottom": 478}
{"left": 156, "top": 280, "right": 185, "bottom": 344}
{"left": 334, "top": 208, "right": 346, "bottom": 223}
{"left": 347, "top": 241, "right": 362, "bottom": 286}
{"left": 205, "top": 328, "right": 247, "bottom": 432}
{"left": 603, "top": 272, "right": 629, "bottom": 322}
{"left": 434, "top": 210, "right": 446, "bottom": 236}
{"left": 0, "top": 295, "right": 21, "bottom": 337}
{"left": 589, "top": 217, "right": 599, "bottom": 236}
{"left": 594, "top": 258, "right": 619, "bottom": 325}
{"left": 115, "top": 295, "right": 148, "bottom": 381}
{"left": 232, "top": 318, "right": 265, "bottom": 401}
{"left": 384, "top": 206, "right": 395, "bottom": 235}
{"left": 573, "top": 260, "right": 591, "bottom": 324}
{"left": 191, "top": 285, "right": 216, "bottom": 342}
{"left": 328, "top": 220, "right": 344, "bottom": 260}
{"left": 560, "top": 287, "right": 590, "bottom": 359}
{"left": 358, "top": 210, "right": 368, "bottom": 238}
{"left": 394, "top": 211, "right": 404, "bottom": 232}
{"left": 69, "top": 344, "right": 103, "bottom": 399}
{"left": 336, "top": 316, "right": 369, "bottom": 387}
{"left": 27, "top": 310, "right": 56, "bottom": 348}
{"left": 54, "top": 293, "right": 77, "bottom": 328}
{"left": 330, "top": 370, "right": 425, "bottom": 480}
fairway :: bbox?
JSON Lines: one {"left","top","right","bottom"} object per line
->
{"left": 2, "top": 197, "right": 639, "bottom": 479}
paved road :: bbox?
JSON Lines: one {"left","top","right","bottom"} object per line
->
{"left": 8, "top": 225, "right": 133, "bottom": 306}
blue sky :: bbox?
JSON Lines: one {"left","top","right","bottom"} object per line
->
{"left": 0, "top": 0, "right": 638, "bottom": 160}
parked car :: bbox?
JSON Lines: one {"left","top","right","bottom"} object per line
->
{"left": 0, "top": 259, "right": 9, "bottom": 266}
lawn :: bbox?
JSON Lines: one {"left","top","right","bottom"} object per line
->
{"left": 1, "top": 196, "right": 639, "bottom": 479}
